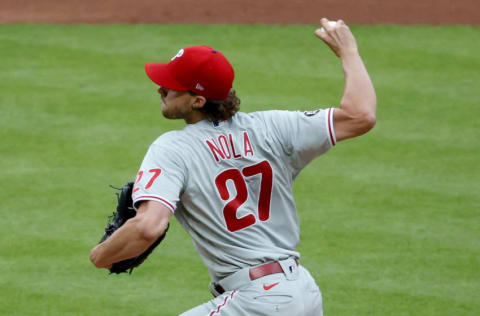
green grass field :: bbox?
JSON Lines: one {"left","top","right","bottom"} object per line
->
{"left": 1, "top": 24, "right": 479, "bottom": 315}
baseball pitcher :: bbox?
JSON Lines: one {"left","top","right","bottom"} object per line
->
{"left": 90, "top": 18, "right": 376, "bottom": 315}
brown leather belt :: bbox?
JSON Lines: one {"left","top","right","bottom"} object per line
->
{"left": 214, "top": 259, "right": 299, "bottom": 295}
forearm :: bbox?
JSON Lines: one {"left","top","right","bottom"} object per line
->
{"left": 340, "top": 52, "right": 377, "bottom": 117}
{"left": 90, "top": 218, "right": 155, "bottom": 268}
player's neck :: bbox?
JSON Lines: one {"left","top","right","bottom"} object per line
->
{"left": 184, "top": 110, "right": 207, "bottom": 125}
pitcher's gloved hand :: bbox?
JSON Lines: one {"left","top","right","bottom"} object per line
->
{"left": 99, "top": 181, "right": 169, "bottom": 274}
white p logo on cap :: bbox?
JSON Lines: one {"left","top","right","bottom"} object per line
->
{"left": 171, "top": 49, "right": 184, "bottom": 61}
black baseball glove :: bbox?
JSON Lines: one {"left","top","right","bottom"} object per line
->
{"left": 99, "top": 181, "right": 169, "bottom": 274}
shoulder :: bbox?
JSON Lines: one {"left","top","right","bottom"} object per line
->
{"left": 246, "top": 109, "right": 303, "bottom": 121}
{"left": 229, "top": 110, "right": 308, "bottom": 132}
{"left": 231, "top": 110, "right": 285, "bottom": 124}
{"left": 150, "top": 130, "right": 195, "bottom": 150}
{"left": 244, "top": 110, "right": 295, "bottom": 127}
{"left": 146, "top": 131, "right": 192, "bottom": 161}
{"left": 142, "top": 131, "right": 190, "bottom": 170}
{"left": 234, "top": 109, "right": 331, "bottom": 126}
{"left": 152, "top": 130, "right": 181, "bottom": 145}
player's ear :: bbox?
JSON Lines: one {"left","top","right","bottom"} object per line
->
{"left": 192, "top": 95, "right": 207, "bottom": 109}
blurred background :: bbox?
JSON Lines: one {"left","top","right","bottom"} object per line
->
{"left": 0, "top": 0, "right": 479, "bottom": 24}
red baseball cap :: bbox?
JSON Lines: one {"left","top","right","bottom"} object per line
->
{"left": 145, "top": 46, "right": 234, "bottom": 101}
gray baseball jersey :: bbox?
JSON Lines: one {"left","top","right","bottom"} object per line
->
{"left": 132, "top": 108, "right": 335, "bottom": 282}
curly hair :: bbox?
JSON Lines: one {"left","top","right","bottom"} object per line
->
{"left": 190, "top": 89, "right": 241, "bottom": 122}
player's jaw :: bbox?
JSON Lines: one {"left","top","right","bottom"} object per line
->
{"left": 158, "top": 87, "right": 193, "bottom": 120}
{"left": 157, "top": 87, "right": 207, "bottom": 123}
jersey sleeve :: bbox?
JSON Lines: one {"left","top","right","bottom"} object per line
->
{"left": 262, "top": 108, "right": 336, "bottom": 173}
{"left": 131, "top": 136, "right": 187, "bottom": 213}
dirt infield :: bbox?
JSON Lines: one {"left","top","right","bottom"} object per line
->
{"left": 0, "top": 0, "right": 478, "bottom": 25}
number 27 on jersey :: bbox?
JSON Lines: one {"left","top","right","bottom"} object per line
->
{"left": 215, "top": 160, "right": 273, "bottom": 232}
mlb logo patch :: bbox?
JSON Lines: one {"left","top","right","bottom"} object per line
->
{"left": 213, "top": 121, "right": 219, "bottom": 127}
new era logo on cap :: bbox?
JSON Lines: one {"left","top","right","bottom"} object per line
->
{"left": 171, "top": 49, "right": 184, "bottom": 61}
{"left": 145, "top": 46, "right": 234, "bottom": 100}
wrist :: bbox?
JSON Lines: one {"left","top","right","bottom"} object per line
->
{"left": 340, "top": 49, "right": 359, "bottom": 60}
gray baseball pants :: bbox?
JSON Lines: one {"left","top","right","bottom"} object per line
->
{"left": 180, "top": 258, "right": 324, "bottom": 316}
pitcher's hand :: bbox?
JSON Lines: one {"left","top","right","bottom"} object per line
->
{"left": 314, "top": 18, "right": 358, "bottom": 58}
